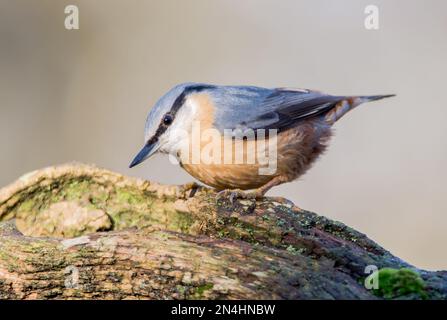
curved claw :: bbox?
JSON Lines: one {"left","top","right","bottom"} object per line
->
{"left": 180, "top": 182, "right": 201, "bottom": 198}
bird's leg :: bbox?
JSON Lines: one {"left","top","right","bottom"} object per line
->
{"left": 216, "top": 175, "right": 289, "bottom": 204}
{"left": 250, "top": 175, "right": 289, "bottom": 198}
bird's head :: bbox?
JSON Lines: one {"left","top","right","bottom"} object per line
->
{"left": 129, "top": 83, "right": 212, "bottom": 168}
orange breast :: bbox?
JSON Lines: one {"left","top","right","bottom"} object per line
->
{"left": 179, "top": 130, "right": 291, "bottom": 190}
{"left": 181, "top": 162, "right": 275, "bottom": 190}
{"left": 179, "top": 95, "right": 332, "bottom": 190}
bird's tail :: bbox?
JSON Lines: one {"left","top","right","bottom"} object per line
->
{"left": 325, "top": 94, "right": 395, "bottom": 125}
{"left": 358, "top": 94, "right": 396, "bottom": 102}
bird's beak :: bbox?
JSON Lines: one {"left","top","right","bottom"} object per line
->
{"left": 129, "top": 141, "right": 159, "bottom": 168}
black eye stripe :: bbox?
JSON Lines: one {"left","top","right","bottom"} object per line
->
{"left": 148, "top": 84, "right": 216, "bottom": 142}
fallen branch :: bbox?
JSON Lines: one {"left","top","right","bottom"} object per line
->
{"left": 0, "top": 163, "right": 445, "bottom": 299}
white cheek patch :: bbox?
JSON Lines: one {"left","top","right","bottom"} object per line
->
{"left": 174, "top": 98, "right": 199, "bottom": 132}
{"left": 159, "top": 100, "right": 197, "bottom": 155}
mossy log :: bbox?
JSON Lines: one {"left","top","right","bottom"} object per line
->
{"left": 0, "top": 163, "right": 445, "bottom": 299}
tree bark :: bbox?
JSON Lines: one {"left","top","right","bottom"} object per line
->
{"left": 0, "top": 163, "right": 445, "bottom": 299}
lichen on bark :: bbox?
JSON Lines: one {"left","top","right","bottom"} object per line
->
{"left": 0, "top": 163, "right": 446, "bottom": 299}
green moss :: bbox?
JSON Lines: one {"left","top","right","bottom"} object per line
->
{"left": 26, "top": 241, "right": 53, "bottom": 254}
{"left": 63, "top": 180, "right": 91, "bottom": 200}
{"left": 285, "top": 245, "right": 306, "bottom": 255}
{"left": 275, "top": 218, "right": 286, "bottom": 228}
{"left": 101, "top": 187, "right": 152, "bottom": 229}
{"left": 17, "top": 199, "right": 35, "bottom": 212}
{"left": 261, "top": 214, "right": 271, "bottom": 221}
{"left": 110, "top": 210, "right": 147, "bottom": 229}
{"left": 115, "top": 188, "right": 147, "bottom": 205}
{"left": 217, "top": 230, "right": 229, "bottom": 238}
{"left": 226, "top": 224, "right": 255, "bottom": 242}
{"left": 89, "top": 191, "right": 109, "bottom": 207}
{"left": 169, "top": 211, "right": 195, "bottom": 234}
{"left": 193, "top": 283, "right": 214, "bottom": 298}
{"left": 176, "top": 285, "right": 188, "bottom": 297}
{"left": 0, "top": 248, "right": 20, "bottom": 272}
{"left": 374, "top": 268, "right": 427, "bottom": 299}
{"left": 213, "top": 215, "right": 283, "bottom": 246}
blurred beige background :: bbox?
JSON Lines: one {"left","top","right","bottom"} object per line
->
{"left": 0, "top": 0, "right": 446, "bottom": 270}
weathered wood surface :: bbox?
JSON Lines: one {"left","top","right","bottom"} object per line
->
{"left": 0, "top": 163, "right": 445, "bottom": 299}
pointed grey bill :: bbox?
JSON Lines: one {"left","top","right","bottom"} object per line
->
{"left": 129, "top": 141, "right": 159, "bottom": 168}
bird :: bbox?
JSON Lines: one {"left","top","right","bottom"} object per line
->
{"left": 129, "top": 83, "right": 394, "bottom": 199}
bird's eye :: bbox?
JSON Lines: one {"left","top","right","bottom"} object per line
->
{"left": 163, "top": 114, "right": 173, "bottom": 125}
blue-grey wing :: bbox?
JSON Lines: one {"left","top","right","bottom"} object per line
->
{"left": 209, "top": 86, "right": 345, "bottom": 132}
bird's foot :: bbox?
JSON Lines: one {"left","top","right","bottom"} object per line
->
{"left": 216, "top": 188, "right": 265, "bottom": 205}
{"left": 180, "top": 182, "right": 201, "bottom": 198}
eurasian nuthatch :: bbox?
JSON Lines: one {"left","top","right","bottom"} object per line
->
{"left": 130, "top": 83, "right": 394, "bottom": 198}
